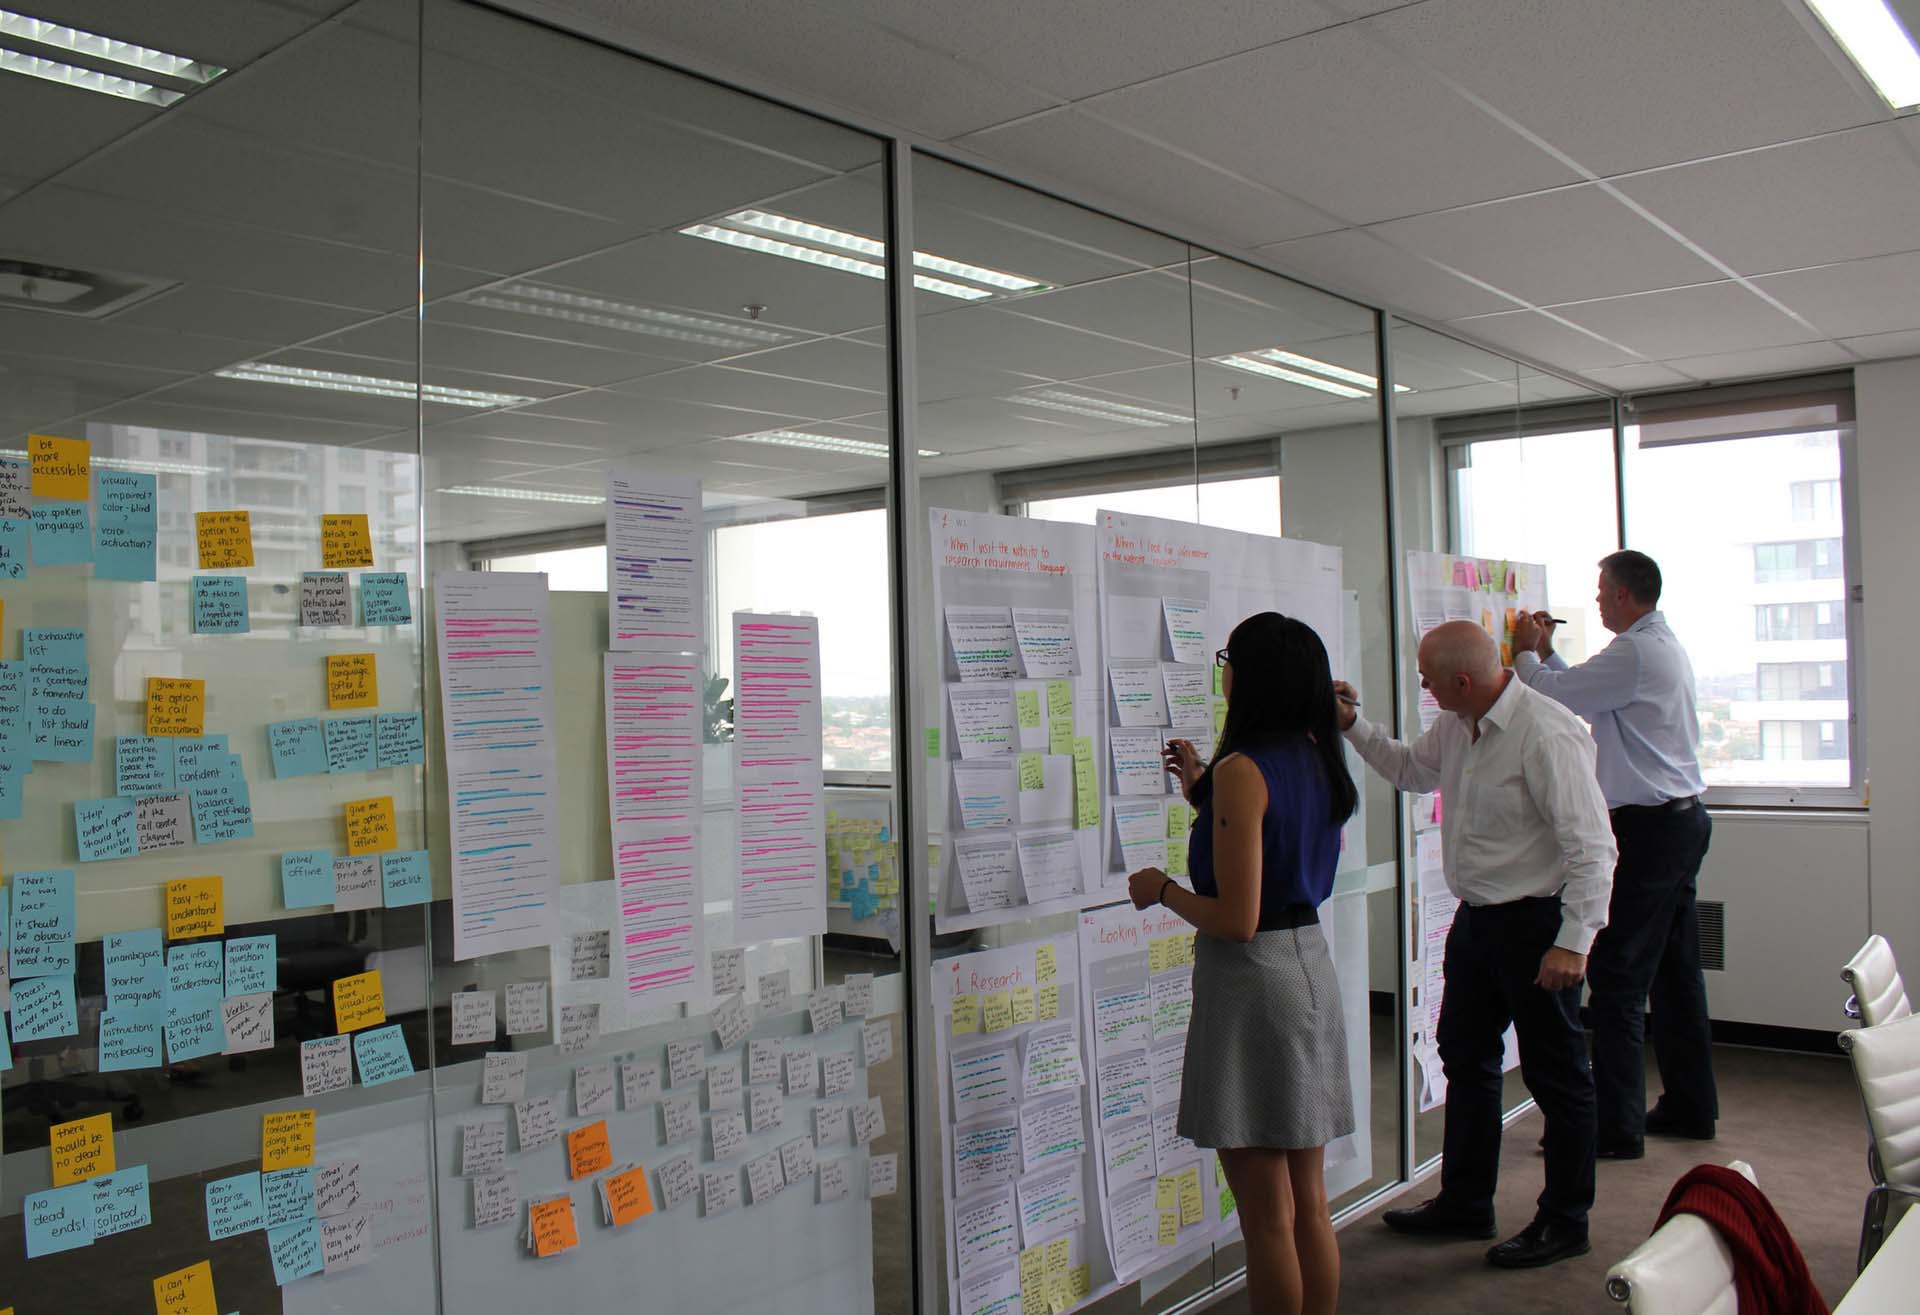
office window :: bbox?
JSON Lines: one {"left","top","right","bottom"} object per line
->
{"left": 1022, "top": 473, "right": 1281, "bottom": 536}
{"left": 1791, "top": 478, "right": 1840, "bottom": 522}
{"left": 484, "top": 543, "right": 607, "bottom": 590}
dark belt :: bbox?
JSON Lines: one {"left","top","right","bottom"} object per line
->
{"left": 1610, "top": 795, "right": 1700, "bottom": 817}
{"left": 1258, "top": 903, "right": 1319, "bottom": 931}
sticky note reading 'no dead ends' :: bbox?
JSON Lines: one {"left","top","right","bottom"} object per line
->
{"left": 319, "top": 513, "right": 374, "bottom": 569}
{"left": 49, "top": 1113, "right": 114, "bottom": 1185}
{"left": 164, "top": 877, "right": 225, "bottom": 940}
{"left": 194, "top": 510, "right": 253, "bottom": 569}
{"left": 146, "top": 677, "right": 205, "bottom": 737}
{"left": 343, "top": 796, "right": 397, "bottom": 854}
{"left": 326, "top": 653, "right": 377, "bottom": 709}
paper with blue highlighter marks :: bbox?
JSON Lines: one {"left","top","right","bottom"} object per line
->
{"left": 376, "top": 712, "right": 425, "bottom": 768}
{"left": 324, "top": 716, "right": 376, "bottom": 773}
{"left": 164, "top": 1005, "right": 224, "bottom": 1062}
{"left": 167, "top": 943, "right": 225, "bottom": 1019}
{"left": 116, "top": 735, "right": 176, "bottom": 795}
{"left": 263, "top": 1166, "right": 317, "bottom": 1228}
{"left": 75, "top": 797, "right": 139, "bottom": 861}
{"left": 360, "top": 571, "right": 412, "bottom": 626}
{"left": 0, "top": 514, "right": 27, "bottom": 578}
{"left": 268, "top": 719, "right": 327, "bottom": 778}
{"left": 173, "top": 736, "right": 238, "bottom": 788}
{"left": 98, "top": 1011, "right": 164, "bottom": 1071}
{"left": 191, "top": 779, "right": 255, "bottom": 843}
{"left": 281, "top": 849, "right": 336, "bottom": 909}
{"left": 380, "top": 850, "right": 431, "bottom": 907}
{"left": 92, "top": 1165, "right": 152, "bottom": 1237}
{"left": 191, "top": 575, "right": 251, "bottom": 633}
{"left": 0, "top": 752, "right": 28, "bottom": 819}
{"left": 30, "top": 698, "right": 93, "bottom": 763}
{"left": 13, "top": 973, "right": 79, "bottom": 1041}
{"left": 268, "top": 1218, "right": 325, "bottom": 1284}
{"left": 104, "top": 928, "right": 166, "bottom": 1011}
{"left": 31, "top": 500, "right": 92, "bottom": 564}
{"left": 353, "top": 1023, "right": 414, "bottom": 1085}
{"left": 224, "top": 934, "right": 277, "bottom": 996}
{"left": 206, "top": 1170, "right": 267, "bottom": 1239}
{"left": 12, "top": 868, "right": 77, "bottom": 974}
{"left": 24, "top": 1181, "right": 94, "bottom": 1256}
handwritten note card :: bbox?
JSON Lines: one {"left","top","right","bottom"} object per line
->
{"left": 145, "top": 677, "right": 205, "bottom": 737}
{"left": 343, "top": 796, "right": 396, "bottom": 854}
{"left": 320, "top": 514, "right": 373, "bottom": 568}
{"left": 163, "top": 877, "right": 224, "bottom": 940}
{"left": 194, "top": 511, "right": 253, "bottom": 570}
{"left": 326, "top": 653, "right": 378, "bottom": 710}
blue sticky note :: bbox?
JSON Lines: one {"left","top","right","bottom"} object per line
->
{"left": 115, "top": 736, "right": 174, "bottom": 795}
{"left": 30, "top": 698, "right": 94, "bottom": 763}
{"left": 268, "top": 719, "right": 328, "bottom": 779}
{"left": 205, "top": 1171, "right": 267, "bottom": 1240}
{"left": 224, "top": 934, "right": 277, "bottom": 997}
{"left": 0, "top": 660, "right": 27, "bottom": 754}
{"left": 191, "top": 779, "right": 254, "bottom": 843}
{"left": 172, "top": 736, "right": 239, "bottom": 788}
{"left": 164, "top": 1005, "right": 224, "bottom": 1063}
{"left": 280, "top": 849, "right": 336, "bottom": 909}
{"left": 28, "top": 660, "right": 87, "bottom": 703}
{"left": 0, "top": 752, "right": 28, "bottom": 820}
{"left": 353, "top": 1023, "right": 414, "bottom": 1086}
{"left": 98, "top": 1010, "right": 164, "bottom": 1072}
{"left": 0, "top": 1013, "right": 11, "bottom": 1071}
{"left": 380, "top": 851, "right": 431, "bottom": 908}
{"left": 262, "top": 1166, "right": 316, "bottom": 1229}
{"left": 360, "top": 572, "right": 412, "bottom": 626}
{"left": 92, "top": 1165, "right": 153, "bottom": 1238}
{"left": 376, "top": 712, "right": 426, "bottom": 768}
{"left": 267, "top": 1219, "right": 324, "bottom": 1285}
{"left": 96, "top": 470, "right": 157, "bottom": 523}
{"left": 11, "top": 868, "right": 76, "bottom": 974}
{"left": 94, "top": 517, "right": 157, "bottom": 581}
{"left": 166, "top": 942, "right": 225, "bottom": 1020}
{"left": 323, "top": 716, "right": 376, "bottom": 774}
{"left": 31, "top": 500, "right": 92, "bottom": 565}
{"left": 191, "top": 575, "right": 251, "bottom": 634}
{"left": 74, "top": 797, "right": 139, "bottom": 862}
{"left": 24, "top": 1181, "right": 95, "bottom": 1257}
{"left": 12, "top": 973, "right": 79, "bottom": 1042}
{"left": 0, "top": 515, "right": 27, "bottom": 578}
{"left": 104, "top": 928, "right": 166, "bottom": 1011}
{"left": 23, "top": 628, "right": 87, "bottom": 666}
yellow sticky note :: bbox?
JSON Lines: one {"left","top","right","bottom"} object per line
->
{"left": 1179, "top": 1166, "right": 1204, "bottom": 1226}
{"left": 49, "top": 1112, "right": 114, "bottom": 1185}
{"left": 164, "top": 877, "right": 224, "bottom": 940}
{"left": 1045, "top": 679, "right": 1073, "bottom": 727}
{"left": 333, "top": 969, "right": 386, "bottom": 1033}
{"left": 1213, "top": 697, "right": 1228, "bottom": 736}
{"left": 1044, "top": 1236, "right": 1070, "bottom": 1274}
{"left": 982, "top": 990, "right": 1011, "bottom": 1033}
{"left": 925, "top": 728, "right": 940, "bottom": 759}
{"left": 1167, "top": 840, "right": 1188, "bottom": 880}
{"left": 145, "top": 676, "right": 206, "bottom": 737}
{"left": 1019, "top": 1246, "right": 1047, "bottom": 1312}
{"left": 603, "top": 1163, "right": 654, "bottom": 1228}
{"left": 320, "top": 513, "right": 374, "bottom": 568}
{"left": 566, "top": 1120, "right": 613, "bottom": 1180}
{"left": 1015, "top": 689, "right": 1042, "bottom": 729}
{"left": 1035, "top": 944, "right": 1057, "bottom": 983}
{"left": 529, "top": 1197, "right": 579, "bottom": 1257}
{"left": 1010, "top": 985, "right": 1035, "bottom": 1026}
{"left": 1037, "top": 983, "right": 1060, "bottom": 1020}
{"left": 194, "top": 510, "right": 254, "bottom": 569}
{"left": 261, "top": 1110, "right": 316, "bottom": 1171}
{"left": 1017, "top": 752, "right": 1044, "bottom": 791}
{"left": 1072, "top": 736, "right": 1098, "bottom": 830}
{"left": 1069, "top": 1264, "right": 1092, "bottom": 1300}
{"left": 1156, "top": 1175, "right": 1178, "bottom": 1212}
{"left": 344, "top": 796, "right": 397, "bottom": 855}
{"left": 1166, "top": 803, "right": 1189, "bottom": 839}
{"left": 1158, "top": 1210, "right": 1179, "bottom": 1245}
{"left": 1181, "top": 932, "right": 1198, "bottom": 965}
{"left": 1212, "top": 664, "right": 1224, "bottom": 697}
{"left": 1047, "top": 719, "right": 1073, "bottom": 756}
{"left": 326, "top": 652, "right": 378, "bottom": 709}
{"left": 1148, "top": 937, "right": 1173, "bottom": 975}
{"left": 951, "top": 993, "right": 978, "bottom": 1035}
{"left": 152, "top": 1259, "right": 217, "bottom": 1315}
{"left": 29, "top": 433, "right": 89, "bottom": 501}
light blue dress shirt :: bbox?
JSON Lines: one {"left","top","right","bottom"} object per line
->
{"left": 1511, "top": 611, "right": 1707, "bottom": 809}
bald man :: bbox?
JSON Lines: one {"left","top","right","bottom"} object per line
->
{"left": 1335, "top": 623, "right": 1616, "bottom": 1270}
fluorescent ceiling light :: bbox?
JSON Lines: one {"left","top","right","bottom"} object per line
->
{"left": 1216, "top": 348, "right": 1411, "bottom": 396}
{"left": 1004, "top": 390, "right": 1189, "bottom": 428}
{"left": 0, "top": 47, "right": 181, "bottom": 105}
{"left": 457, "top": 283, "right": 792, "bottom": 350}
{"left": 1214, "top": 354, "right": 1371, "bottom": 399}
{"left": 1806, "top": 0, "right": 1920, "bottom": 108}
{"left": 733, "top": 428, "right": 939, "bottom": 460}
{"left": 0, "top": 9, "right": 225, "bottom": 82}
{"left": 439, "top": 485, "right": 604, "bottom": 505}
{"left": 215, "top": 362, "right": 533, "bottom": 409}
{"left": 680, "top": 211, "right": 1048, "bottom": 301}
{"left": 0, "top": 447, "right": 215, "bottom": 476}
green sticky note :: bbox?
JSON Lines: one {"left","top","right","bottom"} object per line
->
{"left": 1018, "top": 751, "right": 1044, "bottom": 791}
{"left": 1048, "top": 720, "right": 1073, "bottom": 756}
{"left": 1166, "top": 803, "right": 1188, "bottom": 839}
{"left": 925, "top": 728, "right": 940, "bottom": 759}
{"left": 1071, "top": 737, "right": 1098, "bottom": 830}
{"left": 1015, "top": 689, "right": 1042, "bottom": 729}
{"left": 1166, "top": 840, "right": 1188, "bottom": 879}
{"left": 1212, "top": 665, "right": 1223, "bottom": 697}
{"left": 1212, "top": 698, "right": 1227, "bottom": 736}
{"left": 1045, "top": 680, "right": 1073, "bottom": 725}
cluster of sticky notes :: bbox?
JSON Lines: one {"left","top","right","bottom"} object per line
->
{"left": 0, "top": 456, "right": 30, "bottom": 578}
{"left": 325, "top": 652, "right": 378, "bottom": 709}
{"left": 1147, "top": 932, "right": 1197, "bottom": 975}
{"left": 94, "top": 731, "right": 255, "bottom": 855}
{"left": 10, "top": 869, "right": 80, "bottom": 1050}
{"left": 26, "top": 436, "right": 95, "bottom": 569}
{"left": 195, "top": 510, "right": 253, "bottom": 570}
{"left": 828, "top": 810, "right": 899, "bottom": 922}
{"left": 1018, "top": 1236, "right": 1087, "bottom": 1314}
{"left": 24, "top": 1115, "right": 154, "bottom": 1258}
{"left": 269, "top": 711, "right": 424, "bottom": 779}
{"left": 302, "top": 570, "right": 411, "bottom": 629}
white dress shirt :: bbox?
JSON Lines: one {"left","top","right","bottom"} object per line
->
{"left": 1345, "top": 675, "right": 1617, "bottom": 954}
{"left": 1512, "top": 611, "right": 1707, "bottom": 809}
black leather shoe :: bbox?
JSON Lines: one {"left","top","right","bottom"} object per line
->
{"left": 1382, "top": 1196, "right": 1496, "bottom": 1240}
{"left": 1486, "top": 1217, "right": 1591, "bottom": 1269}
{"left": 1645, "top": 1105, "right": 1715, "bottom": 1140}
{"left": 1596, "top": 1140, "right": 1644, "bottom": 1160}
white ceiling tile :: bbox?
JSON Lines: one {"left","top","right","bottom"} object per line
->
{"left": 1657, "top": 341, "right": 1854, "bottom": 384}
{"left": 1369, "top": 184, "right": 1721, "bottom": 307}
{"left": 0, "top": 353, "right": 188, "bottom": 430}
{"left": 1089, "top": 24, "right": 1579, "bottom": 225}
{"left": 609, "top": 362, "right": 881, "bottom": 423}
{"left": 1838, "top": 328, "right": 1920, "bottom": 361}
{"left": 0, "top": 74, "right": 154, "bottom": 186}
{"left": 0, "top": 307, "right": 275, "bottom": 374}
{"left": 1579, "top": 363, "right": 1696, "bottom": 391}
{"left": 1260, "top": 229, "right": 1519, "bottom": 321}
{"left": 1442, "top": 308, "right": 1643, "bottom": 371}
{"left": 20, "top": 0, "right": 350, "bottom": 69}
{"left": 725, "top": 337, "right": 887, "bottom": 393}
{"left": 1371, "top": 0, "right": 1885, "bottom": 175}
{"left": 114, "top": 285, "right": 370, "bottom": 346}
{"left": 1545, "top": 282, "right": 1824, "bottom": 360}
{"left": 1616, "top": 125, "right": 1920, "bottom": 275}
{"left": 420, "top": 318, "right": 685, "bottom": 390}
{"left": 1753, "top": 250, "right": 1920, "bottom": 340}
{"left": 1002, "top": 270, "right": 1198, "bottom": 356}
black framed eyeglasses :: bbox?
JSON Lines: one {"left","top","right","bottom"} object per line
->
{"left": 1214, "top": 648, "right": 1230, "bottom": 668}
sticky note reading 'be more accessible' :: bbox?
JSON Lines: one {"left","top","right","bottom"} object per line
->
{"left": 29, "top": 433, "right": 89, "bottom": 500}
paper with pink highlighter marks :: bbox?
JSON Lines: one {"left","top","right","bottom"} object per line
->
{"left": 435, "top": 570, "right": 561, "bottom": 960}
{"left": 604, "top": 653, "right": 705, "bottom": 1006}
{"left": 732, "top": 612, "right": 827, "bottom": 942}
{"left": 605, "top": 469, "right": 703, "bottom": 652}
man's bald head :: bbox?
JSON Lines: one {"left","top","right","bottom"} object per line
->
{"left": 1419, "top": 621, "right": 1501, "bottom": 683}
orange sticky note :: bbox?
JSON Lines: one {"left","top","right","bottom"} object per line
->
{"left": 164, "top": 877, "right": 225, "bottom": 940}
{"left": 29, "top": 433, "right": 89, "bottom": 501}
{"left": 332, "top": 969, "right": 386, "bottom": 1033}
{"left": 603, "top": 1163, "right": 654, "bottom": 1228}
{"left": 529, "top": 1197, "right": 579, "bottom": 1257}
{"left": 49, "top": 1113, "right": 114, "bottom": 1185}
{"left": 566, "top": 1120, "right": 612, "bottom": 1180}
{"left": 262, "top": 1110, "right": 316, "bottom": 1171}
{"left": 326, "top": 652, "right": 378, "bottom": 709}
{"left": 195, "top": 510, "right": 253, "bottom": 569}
{"left": 151, "top": 1259, "right": 216, "bottom": 1315}
{"left": 343, "top": 796, "right": 397, "bottom": 855}
{"left": 145, "top": 676, "right": 206, "bottom": 737}
{"left": 320, "top": 513, "right": 374, "bottom": 569}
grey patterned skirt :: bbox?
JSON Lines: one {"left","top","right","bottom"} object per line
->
{"left": 1176, "top": 924, "right": 1355, "bottom": 1150}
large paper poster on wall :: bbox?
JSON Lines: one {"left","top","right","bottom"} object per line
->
{"left": 929, "top": 509, "right": 1109, "bottom": 933}
{"left": 605, "top": 470, "right": 703, "bottom": 653}
{"left": 732, "top": 611, "right": 826, "bottom": 943}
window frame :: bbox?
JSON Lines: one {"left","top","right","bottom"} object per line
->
{"left": 996, "top": 438, "right": 1281, "bottom": 518}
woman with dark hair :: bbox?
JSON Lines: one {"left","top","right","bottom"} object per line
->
{"left": 1127, "top": 611, "right": 1358, "bottom": 1315}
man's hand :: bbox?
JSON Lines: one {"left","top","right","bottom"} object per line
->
{"left": 1535, "top": 947, "right": 1587, "bottom": 991}
{"left": 1512, "top": 610, "right": 1556, "bottom": 659}
{"left": 1332, "top": 680, "right": 1359, "bottom": 731}
{"left": 1127, "top": 867, "right": 1169, "bottom": 911}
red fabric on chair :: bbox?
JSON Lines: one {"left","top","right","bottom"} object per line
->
{"left": 1652, "top": 1164, "right": 1831, "bottom": 1315}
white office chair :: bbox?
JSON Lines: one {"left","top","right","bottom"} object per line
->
{"left": 1839, "top": 1013, "right": 1920, "bottom": 1270}
{"left": 1604, "top": 1161, "right": 1757, "bottom": 1314}
{"left": 1842, "top": 935, "right": 1911, "bottom": 1028}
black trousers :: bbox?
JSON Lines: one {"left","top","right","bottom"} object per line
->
{"left": 1438, "top": 897, "right": 1596, "bottom": 1227}
{"left": 1588, "top": 802, "right": 1717, "bottom": 1142}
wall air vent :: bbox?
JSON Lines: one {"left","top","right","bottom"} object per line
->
{"left": 1698, "top": 900, "right": 1726, "bottom": 972}
{"left": 0, "top": 259, "right": 176, "bottom": 317}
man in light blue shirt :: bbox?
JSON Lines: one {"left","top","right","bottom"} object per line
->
{"left": 1511, "top": 550, "right": 1717, "bottom": 1158}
